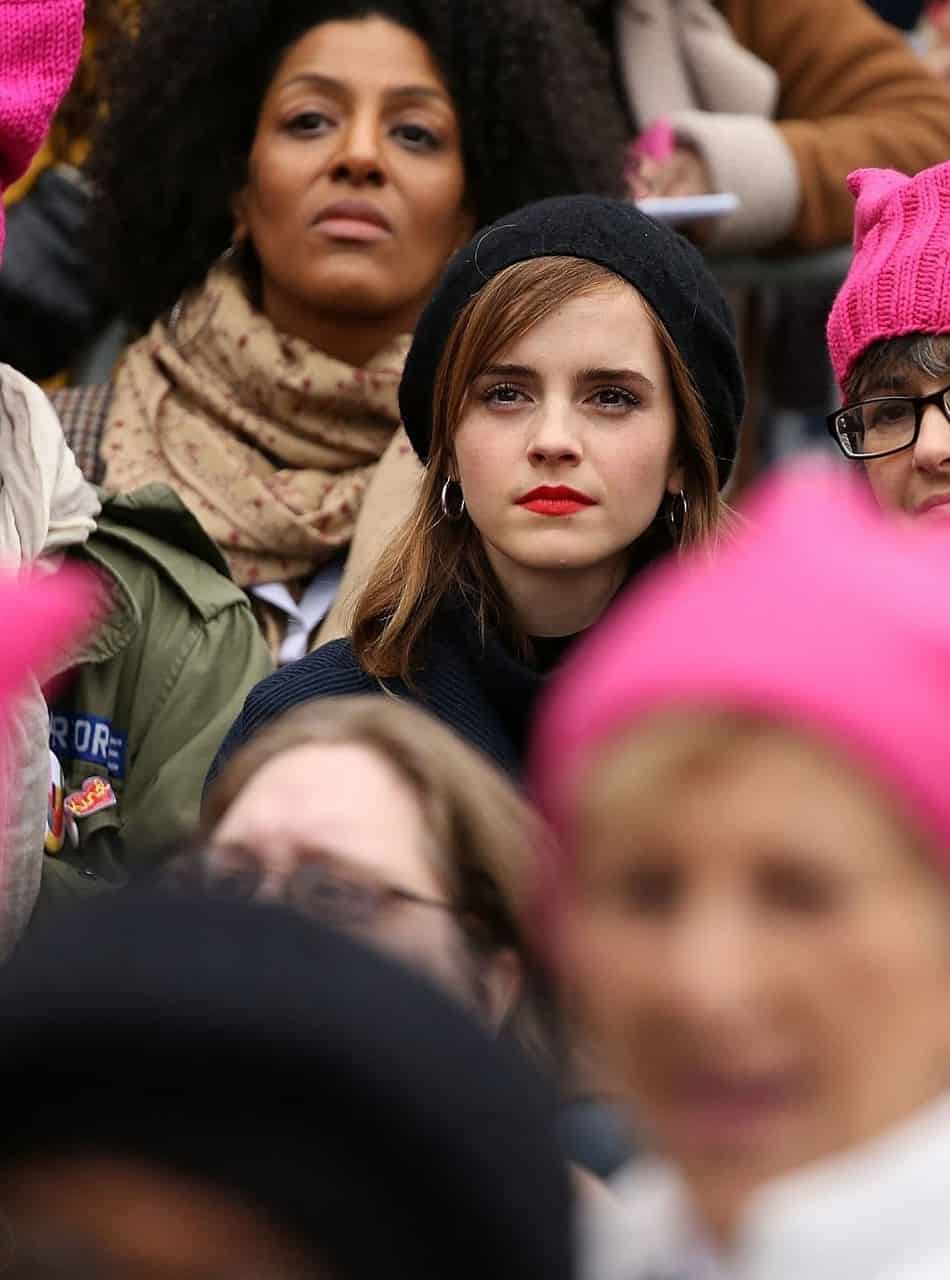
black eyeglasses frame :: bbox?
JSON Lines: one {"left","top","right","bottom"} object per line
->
{"left": 826, "top": 382, "right": 950, "bottom": 460}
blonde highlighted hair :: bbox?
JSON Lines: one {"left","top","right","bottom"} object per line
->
{"left": 353, "top": 256, "right": 730, "bottom": 681}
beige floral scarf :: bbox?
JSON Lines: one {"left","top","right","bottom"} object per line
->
{"left": 101, "top": 263, "right": 409, "bottom": 586}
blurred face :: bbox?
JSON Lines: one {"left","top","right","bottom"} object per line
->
{"left": 0, "top": 1155, "right": 325, "bottom": 1280}
{"left": 863, "top": 370, "right": 950, "bottom": 518}
{"left": 235, "top": 18, "right": 473, "bottom": 356}
{"left": 567, "top": 724, "right": 950, "bottom": 1242}
{"left": 452, "top": 283, "right": 683, "bottom": 631}
{"left": 211, "top": 743, "right": 481, "bottom": 1003}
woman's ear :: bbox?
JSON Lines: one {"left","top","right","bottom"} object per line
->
{"left": 479, "top": 947, "right": 523, "bottom": 1031}
{"left": 666, "top": 461, "right": 686, "bottom": 496}
{"left": 231, "top": 189, "right": 249, "bottom": 246}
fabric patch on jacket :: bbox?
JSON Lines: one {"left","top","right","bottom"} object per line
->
{"left": 49, "top": 712, "right": 127, "bottom": 779}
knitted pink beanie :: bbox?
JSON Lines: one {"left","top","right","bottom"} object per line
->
{"left": 531, "top": 460, "right": 950, "bottom": 894}
{"left": 826, "top": 162, "right": 950, "bottom": 393}
{"left": 0, "top": 0, "right": 85, "bottom": 261}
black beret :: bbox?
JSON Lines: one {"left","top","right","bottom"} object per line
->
{"left": 399, "top": 194, "right": 745, "bottom": 487}
{"left": 0, "top": 894, "right": 572, "bottom": 1280}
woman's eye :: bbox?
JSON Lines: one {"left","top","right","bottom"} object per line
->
{"left": 286, "top": 111, "right": 333, "bottom": 136}
{"left": 393, "top": 122, "right": 440, "bottom": 151}
{"left": 591, "top": 386, "right": 640, "bottom": 410}
{"left": 614, "top": 865, "right": 680, "bottom": 915}
{"left": 482, "top": 383, "right": 526, "bottom": 406}
{"left": 757, "top": 862, "right": 840, "bottom": 916}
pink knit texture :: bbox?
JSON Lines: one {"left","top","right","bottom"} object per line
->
{"left": 0, "top": 0, "right": 85, "bottom": 260}
{"left": 531, "top": 460, "right": 950, "bottom": 894}
{"left": 827, "top": 162, "right": 950, "bottom": 392}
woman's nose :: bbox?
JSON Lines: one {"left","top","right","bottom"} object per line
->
{"left": 913, "top": 402, "right": 950, "bottom": 472}
{"left": 526, "top": 408, "right": 583, "bottom": 465}
{"left": 660, "top": 908, "right": 768, "bottom": 1034}
{"left": 330, "top": 114, "right": 386, "bottom": 187}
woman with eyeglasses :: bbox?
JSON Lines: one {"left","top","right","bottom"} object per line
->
{"left": 187, "top": 693, "right": 637, "bottom": 1179}
{"left": 185, "top": 695, "right": 548, "bottom": 1048}
{"left": 826, "top": 161, "right": 950, "bottom": 521}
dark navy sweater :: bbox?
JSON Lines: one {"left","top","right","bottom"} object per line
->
{"left": 209, "top": 601, "right": 561, "bottom": 785}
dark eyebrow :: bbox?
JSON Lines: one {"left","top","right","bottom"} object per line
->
{"left": 280, "top": 73, "right": 450, "bottom": 104}
{"left": 475, "top": 363, "right": 536, "bottom": 380}
{"left": 575, "top": 367, "right": 655, "bottom": 392}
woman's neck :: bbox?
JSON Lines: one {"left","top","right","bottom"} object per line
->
{"left": 485, "top": 549, "right": 627, "bottom": 638}
{"left": 260, "top": 288, "right": 413, "bottom": 367}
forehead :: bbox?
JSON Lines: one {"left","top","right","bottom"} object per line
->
{"left": 579, "top": 719, "right": 920, "bottom": 875}
{"left": 495, "top": 282, "right": 666, "bottom": 373}
{"left": 269, "top": 17, "right": 449, "bottom": 96}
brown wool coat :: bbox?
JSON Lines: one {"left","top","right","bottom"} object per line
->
{"left": 618, "top": 0, "right": 950, "bottom": 251}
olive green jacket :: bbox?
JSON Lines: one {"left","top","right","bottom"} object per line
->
{"left": 38, "top": 484, "right": 272, "bottom": 915}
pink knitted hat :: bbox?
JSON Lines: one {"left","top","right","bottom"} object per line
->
{"left": 826, "top": 162, "right": 950, "bottom": 393}
{"left": 0, "top": 0, "right": 85, "bottom": 261}
{"left": 531, "top": 460, "right": 950, "bottom": 894}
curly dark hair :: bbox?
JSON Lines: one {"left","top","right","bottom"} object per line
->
{"left": 88, "top": 0, "right": 628, "bottom": 330}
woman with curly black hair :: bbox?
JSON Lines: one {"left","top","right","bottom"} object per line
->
{"left": 55, "top": 0, "right": 626, "bottom": 662}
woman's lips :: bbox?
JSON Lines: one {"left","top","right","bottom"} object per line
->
{"left": 313, "top": 200, "right": 393, "bottom": 243}
{"left": 661, "top": 1071, "right": 807, "bottom": 1151}
{"left": 517, "top": 486, "right": 595, "bottom": 517}
{"left": 915, "top": 493, "right": 950, "bottom": 518}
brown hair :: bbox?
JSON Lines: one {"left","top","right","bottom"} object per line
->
{"left": 843, "top": 333, "right": 950, "bottom": 403}
{"left": 352, "top": 256, "right": 729, "bottom": 681}
{"left": 202, "top": 695, "right": 558, "bottom": 1056}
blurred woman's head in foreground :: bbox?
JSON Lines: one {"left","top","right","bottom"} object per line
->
{"left": 0, "top": 894, "right": 571, "bottom": 1280}
{"left": 532, "top": 461, "right": 950, "bottom": 1243}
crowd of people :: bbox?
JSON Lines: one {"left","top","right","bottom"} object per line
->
{"left": 3, "top": 1, "right": 950, "bottom": 1277}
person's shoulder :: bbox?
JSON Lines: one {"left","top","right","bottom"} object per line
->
{"left": 90, "top": 485, "right": 247, "bottom": 622}
{"left": 244, "top": 640, "right": 376, "bottom": 721}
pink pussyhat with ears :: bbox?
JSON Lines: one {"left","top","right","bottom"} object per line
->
{"left": 826, "top": 162, "right": 950, "bottom": 393}
{"left": 530, "top": 459, "right": 950, "bottom": 931}
{"left": 0, "top": 0, "right": 85, "bottom": 261}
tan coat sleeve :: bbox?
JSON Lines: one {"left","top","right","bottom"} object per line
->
{"left": 728, "top": 0, "right": 950, "bottom": 250}
{"left": 314, "top": 426, "right": 423, "bottom": 646}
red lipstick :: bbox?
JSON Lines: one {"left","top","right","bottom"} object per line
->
{"left": 516, "top": 485, "right": 596, "bottom": 517}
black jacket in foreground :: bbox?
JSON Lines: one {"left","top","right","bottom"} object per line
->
{"left": 209, "top": 599, "right": 558, "bottom": 785}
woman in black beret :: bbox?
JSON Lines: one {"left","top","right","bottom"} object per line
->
{"left": 211, "top": 195, "right": 745, "bottom": 780}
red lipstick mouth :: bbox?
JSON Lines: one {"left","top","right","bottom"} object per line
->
{"left": 517, "top": 485, "right": 595, "bottom": 506}
{"left": 516, "top": 485, "right": 597, "bottom": 518}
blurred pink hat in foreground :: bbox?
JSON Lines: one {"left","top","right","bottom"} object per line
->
{"left": 0, "top": 566, "right": 94, "bottom": 715}
{"left": 532, "top": 460, "right": 950, "bottom": 891}
{"left": 0, "top": 0, "right": 85, "bottom": 260}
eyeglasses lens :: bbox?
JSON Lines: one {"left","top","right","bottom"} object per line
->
{"left": 838, "top": 398, "right": 916, "bottom": 457}
{"left": 290, "top": 865, "right": 381, "bottom": 927}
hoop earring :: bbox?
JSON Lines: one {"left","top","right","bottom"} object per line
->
{"left": 440, "top": 477, "right": 466, "bottom": 522}
{"left": 666, "top": 489, "right": 688, "bottom": 543}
